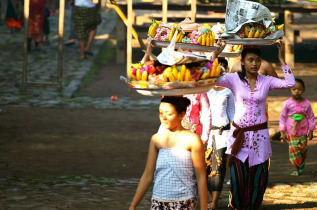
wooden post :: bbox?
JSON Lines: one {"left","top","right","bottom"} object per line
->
{"left": 22, "top": 0, "right": 30, "bottom": 87}
{"left": 57, "top": 0, "right": 65, "bottom": 90}
{"left": 284, "top": 10, "right": 295, "bottom": 68}
{"left": 116, "top": 5, "right": 126, "bottom": 64}
{"left": 127, "top": 0, "right": 132, "bottom": 77}
{"left": 191, "top": 0, "right": 197, "bottom": 22}
{"left": 162, "top": 0, "right": 168, "bottom": 23}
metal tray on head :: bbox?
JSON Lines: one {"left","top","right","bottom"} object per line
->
{"left": 152, "top": 41, "right": 218, "bottom": 52}
{"left": 219, "top": 51, "right": 241, "bottom": 58}
{"left": 223, "top": 38, "right": 276, "bottom": 46}
{"left": 135, "top": 84, "right": 215, "bottom": 96}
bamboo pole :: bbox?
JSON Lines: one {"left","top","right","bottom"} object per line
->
{"left": 22, "top": 0, "right": 30, "bottom": 87}
{"left": 127, "top": 0, "right": 132, "bottom": 78}
{"left": 58, "top": 0, "right": 65, "bottom": 90}
{"left": 191, "top": 0, "right": 197, "bottom": 22}
{"left": 162, "top": 0, "right": 168, "bottom": 23}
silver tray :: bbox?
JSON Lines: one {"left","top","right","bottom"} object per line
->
{"left": 152, "top": 41, "right": 218, "bottom": 52}
{"left": 223, "top": 38, "right": 276, "bottom": 46}
{"left": 219, "top": 51, "right": 241, "bottom": 58}
{"left": 135, "top": 85, "right": 215, "bottom": 96}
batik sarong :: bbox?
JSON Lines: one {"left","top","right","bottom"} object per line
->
{"left": 288, "top": 135, "right": 307, "bottom": 172}
{"left": 73, "top": 6, "right": 101, "bottom": 41}
{"left": 205, "top": 135, "right": 227, "bottom": 192}
{"left": 228, "top": 157, "right": 269, "bottom": 210}
{"left": 151, "top": 198, "right": 197, "bottom": 210}
{"left": 28, "top": 0, "right": 45, "bottom": 43}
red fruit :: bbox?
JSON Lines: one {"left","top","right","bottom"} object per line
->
{"left": 148, "top": 65, "right": 156, "bottom": 75}
{"left": 155, "top": 66, "right": 162, "bottom": 74}
{"left": 110, "top": 95, "right": 118, "bottom": 101}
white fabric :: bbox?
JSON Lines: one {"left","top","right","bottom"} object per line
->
{"left": 206, "top": 88, "right": 235, "bottom": 149}
{"left": 75, "top": 0, "right": 96, "bottom": 8}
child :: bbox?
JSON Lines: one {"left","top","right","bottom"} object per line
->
{"left": 279, "top": 78, "right": 316, "bottom": 176}
{"left": 129, "top": 96, "right": 208, "bottom": 210}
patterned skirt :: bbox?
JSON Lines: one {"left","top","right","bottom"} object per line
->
{"left": 73, "top": 6, "right": 101, "bottom": 40}
{"left": 288, "top": 135, "right": 307, "bottom": 172}
{"left": 228, "top": 157, "right": 269, "bottom": 210}
{"left": 205, "top": 135, "right": 227, "bottom": 192}
{"left": 151, "top": 198, "right": 197, "bottom": 210}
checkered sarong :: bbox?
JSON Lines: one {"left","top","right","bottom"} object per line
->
{"left": 73, "top": 6, "right": 101, "bottom": 40}
{"left": 288, "top": 135, "right": 307, "bottom": 172}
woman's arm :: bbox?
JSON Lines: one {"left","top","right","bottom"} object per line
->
{"left": 190, "top": 135, "right": 208, "bottom": 210}
{"left": 199, "top": 93, "right": 211, "bottom": 144}
{"left": 227, "top": 90, "right": 235, "bottom": 122}
{"left": 129, "top": 137, "right": 158, "bottom": 210}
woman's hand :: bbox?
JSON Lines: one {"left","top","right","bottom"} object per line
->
{"left": 307, "top": 130, "right": 313, "bottom": 140}
{"left": 276, "top": 39, "right": 286, "bottom": 66}
{"left": 211, "top": 40, "right": 226, "bottom": 60}
{"left": 280, "top": 130, "right": 288, "bottom": 142}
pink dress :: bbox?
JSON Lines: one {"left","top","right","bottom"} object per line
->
{"left": 279, "top": 98, "right": 316, "bottom": 136}
{"left": 217, "top": 65, "right": 295, "bottom": 166}
{"left": 183, "top": 93, "right": 211, "bottom": 142}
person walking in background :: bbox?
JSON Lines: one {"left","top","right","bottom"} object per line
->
{"left": 2, "top": 0, "right": 23, "bottom": 33}
{"left": 129, "top": 96, "right": 208, "bottom": 210}
{"left": 73, "top": 0, "right": 101, "bottom": 59}
{"left": 205, "top": 86, "right": 235, "bottom": 210}
{"left": 28, "top": 0, "right": 54, "bottom": 50}
{"left": 279, "top": 78, "right": 316, "bottom": 176}
{"left": 212, "top": 40, "right": 295, "bottom": 210}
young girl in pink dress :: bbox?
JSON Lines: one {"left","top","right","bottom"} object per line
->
{"left": 279, "top": 78, "right": 316, "bottom": 176}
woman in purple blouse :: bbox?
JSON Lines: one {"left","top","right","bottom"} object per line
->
{"left": 212, "top": 40, "right": 295, "bottom": 210}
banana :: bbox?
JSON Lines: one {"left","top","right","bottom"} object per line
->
{"left": 185, "top": 69, "right": 191, "bottom": 81}
{"left": 164, "top": 67, "right": 172, "bottom": 75}
{"left": 197, "top": 35, "right": 202, "bottom": 44}
{"left": 200, "top": 72, "right": 209, "bottom": 80}
{"left": 244, "top": 26, "right": 249, "bottom": 37}
{"left": 177, "top": 71, "right": 183, "bottom": 81}
{"left": 136, "top": 69, "right": 142, "bottom": 81}
{"left": 180, "top": 65, "right": 186, "bottom": 80}
{"left": 168, "top": 73, "right": 176, "bottom": 82}
{"left": 163, "top": 74, "right": 168, "bottom": 82}
{"left": 175, "top": 32, "right": 181, "bottom": 42}
{"left": 213, "top": 58, "right": 218, "bottom": 67}
{"left": 209, "top": 68, "right": 215, "bottom": 77}
{"left": 129, "top": 68, "right": 136, "bottom": 80}
{"left": 206, "top": 34, "right": 210, "bottom": 46}
{"left": 277, "top": 24, "right": 284, "bottom": 30}
{"left": 210, "top": 33, "right": 215, "bottom": 46}
{"left": 201, "top": 33, "right": 207, "bottom": 46}
{"left": 248, "top": 27, "right": 255, "bottom": 38}
{"left": 172, "top": 65, "right": 178, "bottom": 79}
{"left": 168, "top": 27, "right": 176, "bottom": 41}
{"left": 148, "top": 17, "right": 160, "bottom": 37}
{"left": 141, "top": 71, "right": 148, "bottom": 81}
{"left": 214, "top": 65, "right": 221, "bottom": 77}
{"left": 253, "top": 30, "right": 260, "bottom": 38}
{"left": 179, "top": 34, "right": 184, "bottom": 43}
{"left": 259, "top": 29, "right": 265, "bottom": 38}
{"left": 236, "top": 45, "right": 242, "bottom": 51}
{"left": 233, "top": 45, "right": 239, "bottom": 51}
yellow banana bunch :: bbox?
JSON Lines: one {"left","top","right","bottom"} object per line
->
{"left": 168, "top": 27, "right": 176, "bottom": 41}
{"left": 141, "top": 71, "right": 148, "bottom": 81}
{"left": 131, "top": 63, "right": 142, "bottom": 69}
{"left": 201, "top": 33, "right": 207, "bottom": 46}
{"left": 244, "top": 26, "right": 249, "bottom": 37}
{"left": 259, "top": 30, "right": 265, "bottom": 38}
{"left": 214, "top": 65, "right": 221, "bottom": 77}
{"left": 197, "top": 35, "right": 202, "bottom": 44}
{"left": 168, "top": 73, "right": 176, "bottom": 82}
{"left": 128, "top": 68, "right": 136, "bottom": 80}
{"left": 148, "top": 17, "right": 161, "bottom": 37}
{"left": 253, "top": 30, "right": 260, "bottom": 38}
{"left": 175, "top": 29, "right": 185, "bottom": 42}
{"left": 180, "top": 65, "right": 186, "bottom": 81}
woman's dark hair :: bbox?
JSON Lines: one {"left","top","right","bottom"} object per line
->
{"left": 218, "top": 57, "right": 228, "bottom": 69}
{"left": 161, "top": 96, "right": 191, "bottom": 114}
{"left": 295, "top": 78, "right": 305, "bottom": 90}
{"left": 238, "top": 48, "right": 262, "bottom": 83}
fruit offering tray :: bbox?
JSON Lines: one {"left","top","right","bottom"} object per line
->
{"left": 126, "top": 78, "right": 217, "bottom": 96}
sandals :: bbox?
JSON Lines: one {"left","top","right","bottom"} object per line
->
{"left": 208, "top": 202, "right": 217, "bottom": 210}
{"left": 291, "top": 171, "right": 299, "bottom": 176}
